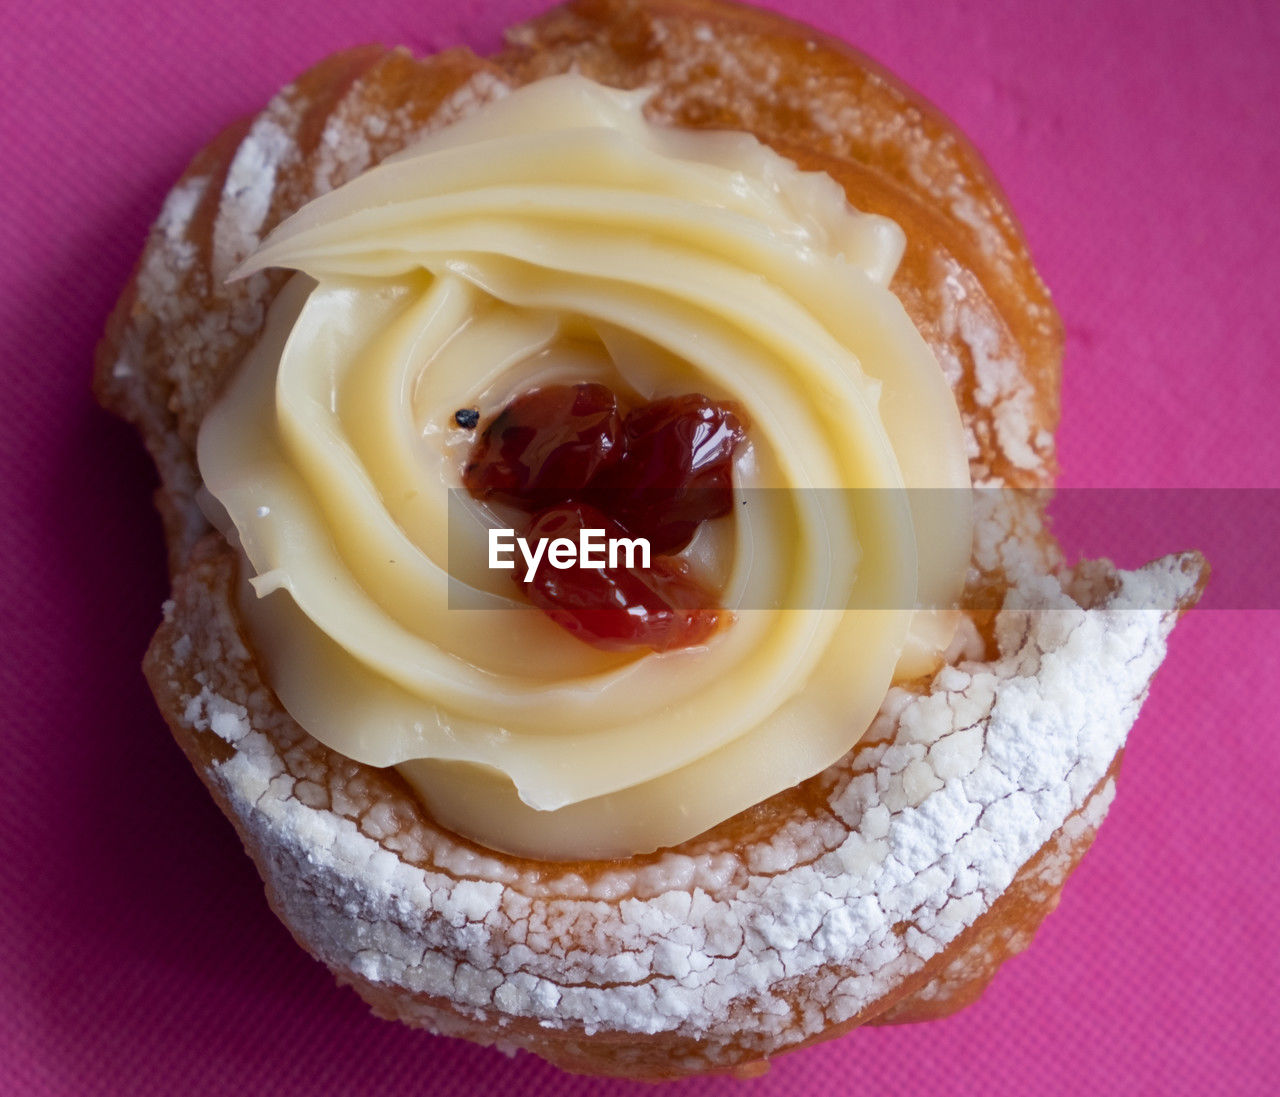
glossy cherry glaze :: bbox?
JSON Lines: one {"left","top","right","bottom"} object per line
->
{"left": 463, "top": 383, "right": 746, "bottom": 651}
{"left": 588, "top": 395, "right": 745, "bottom": 554}
{"left": 518, "top": 504, "right": 721, "bottom": 652}
{"left": 462, "top": 383, "right": 622, "bottom": 509}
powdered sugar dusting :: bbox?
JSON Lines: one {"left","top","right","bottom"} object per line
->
{"left": 928, "top": 258, "right": 1054, "bottom": 483}
{"left": 133, "top": 175, "right": 205, "bottom": 317}
{"left": 425, "top": 70, "right": 511, "bottom": 132}
{"left": 312, "top": 69, "right": 511, "bottom": 194}
{"left": 107, "top": 174, "right": 205, "bottom": 390}
{"left": 214, "top": 117, "right": 293, "bottom": 281}
{"left": 171, "top": 556, "right": 1195, "bottom": 1058}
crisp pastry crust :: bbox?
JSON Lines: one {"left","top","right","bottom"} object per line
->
{"left": 95, "top": 0, "right": 1207, "bottom": 1079}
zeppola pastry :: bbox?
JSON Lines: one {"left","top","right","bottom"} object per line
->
{"left": 96, "top": 0, "right": 1207, "bottom": 1079}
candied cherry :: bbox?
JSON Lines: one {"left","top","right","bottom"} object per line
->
{"left": 518, "top": 503, "right": 722, "bottom": 653}
{"left": 463, "top": 382, "right": 747, "bottom": 652}
{"left": 588, "top": 395, "right": 746, "bottom": 554}
{"left": 463, "top": 383, "right": 622, "bottom": 510}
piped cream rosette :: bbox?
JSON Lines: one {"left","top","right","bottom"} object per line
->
{"left": 198, "top": 75, "right": 973, "bottom": 860}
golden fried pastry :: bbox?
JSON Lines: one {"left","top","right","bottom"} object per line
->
{"left": 95, "top": 0, "right": 1205, "bottom": 1079}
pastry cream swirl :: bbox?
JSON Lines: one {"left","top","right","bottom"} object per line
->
{"left": 199, "top": 76, "right": 972, "bottom": 859}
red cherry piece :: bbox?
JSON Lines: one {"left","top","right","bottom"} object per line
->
{"left": 589, "top": 395, "right": 746, "bottom": 554}
{"left": 463, "top": 384, "right": 622, "bottom": 510}
{"left": 518, "top": 503, "right": 722, "bottom": 652}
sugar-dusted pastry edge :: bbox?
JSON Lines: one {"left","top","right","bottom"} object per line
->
{"left": 145, "top": 540, "right": 1205, "bottom": 1079}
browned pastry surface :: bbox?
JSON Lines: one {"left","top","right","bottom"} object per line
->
{"left": 96, "top": 0, "right": 1206, "bottom": 1079}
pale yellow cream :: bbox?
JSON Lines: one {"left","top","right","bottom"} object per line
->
{"left": 199, "top": 75, "right": 973, "bottom": 859}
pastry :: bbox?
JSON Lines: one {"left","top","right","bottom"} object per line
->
{"left": 95, "top": 0, "right": 1206, "bottom": 1079}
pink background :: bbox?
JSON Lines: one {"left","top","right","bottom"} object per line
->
{"left": 2, "top": 0, "right": 1277, "bottom": 1093}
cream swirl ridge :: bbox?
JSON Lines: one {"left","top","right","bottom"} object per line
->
{"left": 198, "top": 75, "right": 972, "bottom": 859}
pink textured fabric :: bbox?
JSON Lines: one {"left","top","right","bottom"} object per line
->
{"left": 2, "top": 1, "right": 1276, "bottom": 1093}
